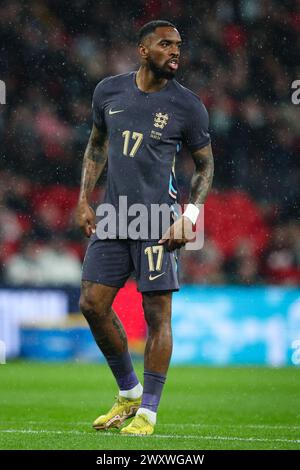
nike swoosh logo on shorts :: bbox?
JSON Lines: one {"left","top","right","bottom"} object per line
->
{"left": 149, "top": 272, "right": 166, "bottom": 281}
{"left": 109, "top": 108, "right": 124, "bottom": 115}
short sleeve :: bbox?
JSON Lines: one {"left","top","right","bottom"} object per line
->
{"left": 183, "top": 96, "right": 211, "bottom": 152}
{"left": 92, "top": 80, "right": 107, "bottom": 131}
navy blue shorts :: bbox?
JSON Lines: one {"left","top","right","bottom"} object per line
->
{"left": 82, "top": 235, "right": 179, "bottom": 292}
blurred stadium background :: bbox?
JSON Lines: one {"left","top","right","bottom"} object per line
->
{"left": 0, "top": 0, "right": 300, "bottom": 450}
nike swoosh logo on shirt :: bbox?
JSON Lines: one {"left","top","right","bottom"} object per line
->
{"left": 149, "top": 272, "right": 166, "bottom": 281}
{"left": 109, "top": 109, "right": 124, "bottom": 115}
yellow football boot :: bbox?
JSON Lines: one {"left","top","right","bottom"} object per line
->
{"left": 93, "top": 395, "right": 141, "bottom": 430}
{"left": 120, "top": 413, "right": 154, "bottom": 436}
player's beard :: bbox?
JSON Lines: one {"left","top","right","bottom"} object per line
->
{"left": 148, "top": 57, "right": 176, "bottom": 80}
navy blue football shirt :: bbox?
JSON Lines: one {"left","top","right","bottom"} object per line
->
{"left": 92, "top": 71, "right": 210, "bottom": 238}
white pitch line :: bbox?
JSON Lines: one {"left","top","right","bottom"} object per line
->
{"left": 6, "top": 421, "right": 300, "bottom": 431}
{"left": 0, "top": 429, "right": 299, "bottom": 444}
{"left": 161, "top": 424, "right": 300, "bottom": 430}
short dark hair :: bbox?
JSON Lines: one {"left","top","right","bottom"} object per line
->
{"left": 138, "top": 20, "right": 177, "bottom": 44}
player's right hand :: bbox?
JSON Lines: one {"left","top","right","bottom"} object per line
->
{"left": 76, "top": 202, "right": 96, "bottom": 238}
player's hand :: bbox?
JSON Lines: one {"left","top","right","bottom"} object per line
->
{"left": 76, "top": 201, "right": 96, "bottom": 237}
{"left": 158, "top": 216, "right": 195, "bottom": 251}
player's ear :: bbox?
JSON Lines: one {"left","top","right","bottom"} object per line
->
{"left": 138, "top": 43, "right": 148, "bottom": 60}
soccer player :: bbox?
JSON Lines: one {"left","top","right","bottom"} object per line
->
{"left": 77, "top": 20, "right": 214, "bottom": 435}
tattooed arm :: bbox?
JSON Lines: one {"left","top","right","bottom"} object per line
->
{"left": 189, "top": 143, "right": 214, "bottom": 207}
{"left": 159, "top": 143, "right": 214, "bottom": 251}
{"left": 77, "top": 124, "right": 108, "bottom": 237}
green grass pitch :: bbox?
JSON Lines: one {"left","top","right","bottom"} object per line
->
{"left": 0, "top": 362, "right": 299, "bottom": 450}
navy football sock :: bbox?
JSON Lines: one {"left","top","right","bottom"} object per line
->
{"left": 140, "top": 370, "right": 166, "bottom": 413}
{"left": 106, "top": 351, "right": 139, "bottom": 391}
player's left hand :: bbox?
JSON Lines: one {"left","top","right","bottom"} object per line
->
{"left": 158, "top": 216, "right": 196, "bottom": 251}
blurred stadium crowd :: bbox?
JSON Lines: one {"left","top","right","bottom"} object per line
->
{"left": 0, "top": 0, "right": 299, "bottom": 286}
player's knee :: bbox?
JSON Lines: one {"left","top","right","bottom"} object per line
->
{"left": 79, "top": 294, "right": 110, "bottom": 321}
{"left": 79, "top": 294, "right": 96, "bottom": 320}
{"left": 144, "top": 309, "right": 172, "bottom": 336}
{"left": 143, "top": 296, "right": 171, "bottom": 330}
